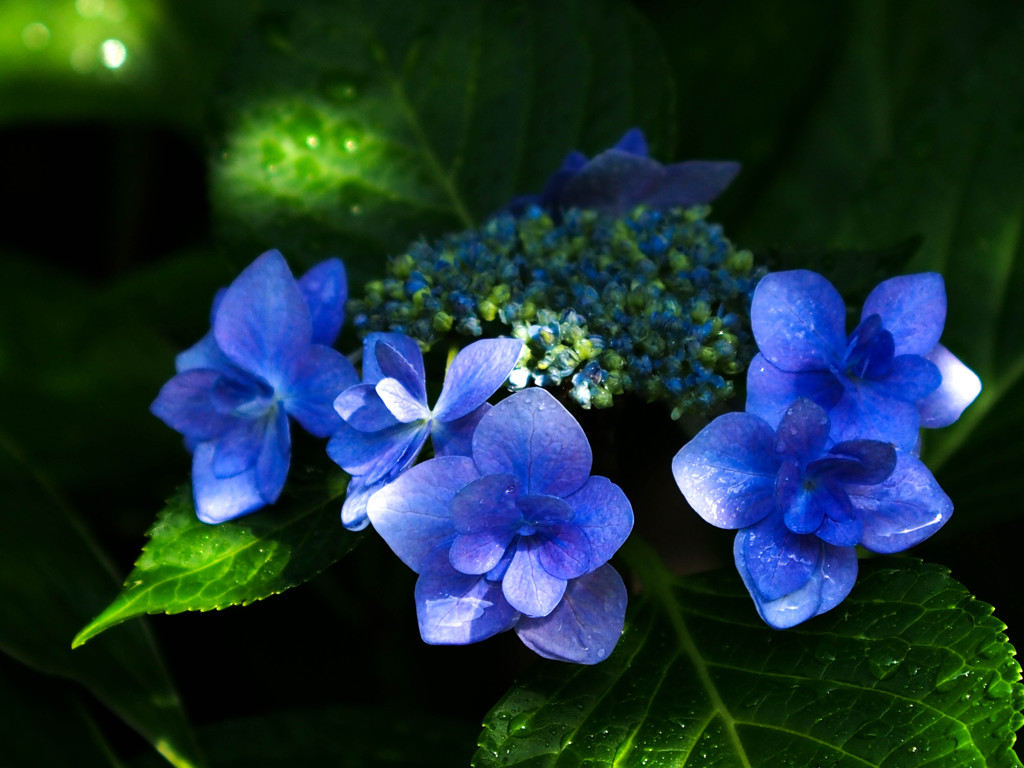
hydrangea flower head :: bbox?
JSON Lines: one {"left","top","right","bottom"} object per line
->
{"left": 366, "top": 387, "right": 634, "bottom": 663}
{"left": 151, "top": 250, "right": 357, "bottom": 523}
{"left": 747, "top": 270, "right": 982, "bottom": 451}
{"left": 327, "top": 334, "right": 524, "bottom": 530}
{"left": 673, "top": 398, "right": 952, "bottom": 628}
{"left": 508, "top": 127, "right": 740, "bottom": 218}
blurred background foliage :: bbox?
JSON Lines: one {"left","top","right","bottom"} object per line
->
{"left": 0, "top": 0, "right": 1021, "bottom": 764}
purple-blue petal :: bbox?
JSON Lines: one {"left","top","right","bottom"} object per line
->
{"left": 175, "top": 330, "right": 234, "bottom": 375}
{"left": 737, "top": 514, "right": 821, "bottom": 602}
{"left": 812, "top": 440, "right": 897, "bottom": 486}
{"left": 918, "top": 344, "right": 982, "bottom": 428}
{"left": 827, "top": 386, "right": 921, "bottom": 452}
{"left": 516, "top": 564, "right": 627, "bottom": 664}
{"left": 450, "top": 531, "right": 515, "bottom": 576}
{"left": 563, "top": 476, "right": 633, "bottom": 566}
{"left": 340, "top": 475, "right": 378, "bottom": 531}
{"left": 432, "top": 338, "right": 524, "bottom": 422}
{"left": 255, "top": 406, "right": 290, "bottom": 503}
{"left": 212, "top": 417, "right": 267, "bottom": 478}
{"left": 536, "top": 524, "right": 591, "bottom": 580}
{"left": 773, "top": 399, "right": 832, "bottom": 462}
{"left": 735, "top": 530, "right": 857, "bottom": 629}
{"left": 360, "top": 333, "right": 424, "bottom": 386}
{"left": 751, "top": 270, "right": 847, "bottom": 372}
{"left": 376, "top": 378, "right": 430, "bottom": 423}
{"left": 151, "top": 369, "right": 239, "bottom": 441}
{"left": 450, "top": 473, "right": 522, "bottom": 535}
{"left": 326, "top": 420, "right": 427, "bottom": 483}
{"left": 502, "top": 538, "right": 567, "bottom": 617}
{"left": 644, "top": 161, "right": 742, "bottom": 209}
{"left": 297, "top": 258, "right": 347, "bottom": 346}
{"left": 613, "top": 127, "right": 648, "bottom": 156}
{"left": 416, "top": 549, "right": 519, "bottom": 645}
{"left": 672, "top": 412, "right": 778, "bottom": 530}
{"left": 432, "top": 403, "right": 488, "bottom": 457}
{"left": 213, "top": 250, "right": 312, "bottom": 389}
{"left": 861, "top": 273, "right": 946, "bottom": 356}
{"left": 334, "top": 384, "right": 397, "bottom": 432}
{"left": 472, "top": 388, "right": 592, "bottom": 497}
{"left": 850, "top": 451, "right": 953, "bottom": 553}
{"left": 365, "top": 456, "right": 478, "bottom": 572}
{"left": 191, "top": 442, "right": 266, "bottom": 524}
{"left": 373, "top": 340, "right": 426, "bottom": 403}
{"left": 557, "top": 151, "right": 663, "bottom": 215}
{"left": 746, "top": 354, "right": 844, "bottom": 431}
{"left": 282, "top": 345, "right": 359, "bottom": 437}
{"left": 870, "top": 355, "right": 941, "bottom": 402}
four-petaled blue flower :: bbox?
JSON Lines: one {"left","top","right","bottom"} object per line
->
{"left": 365, "top": 387, "right": 634, "bottom": 663}
{"left": 151, "top": 250, "right": 358, "bottom": 523}
{"left": 673, "top": 398, "right": 953, "bottom": 628}
{"left": 507, "top": 127, "right": 740, "bottom": 218}
{"left": 327, "top": 334, "right": 524, "bottom": 530}
{"left": 747, "top": 270, "right": 982, "bottom": 452}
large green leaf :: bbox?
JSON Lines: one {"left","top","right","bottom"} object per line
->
{"left": 0, "top": 438, "right": 201, "bottom": 768}
{"left": 475, "top": 554, "right": 1023, "bottom": 767}
{"left": 74, "top": 468, "right": 358, "bottom": 647}
{"left": 209, "top": 0, "right": 675, "bottom": 284}
{"left": 129, "top": 705, "right": 478, "bottom": 768}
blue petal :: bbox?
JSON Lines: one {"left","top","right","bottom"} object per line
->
{"left": 745, "top": 354, "right": 844, "bottom": 431}
{"left": 360, "top": 333, "right": 424, "bottom": 386}
{"left": 644, "top": 161, "right": 741, "bottom": 208}
{"left": 372, "top": 338, "right": 426, "bottom": 402}
{"left": 191, "top": 442, "right": 266, "bottom": 523}
{"left": 365, "top": 456, "right": 478, "bottom": 572}
{"left": 918, "top": 344, "right": 982, "bottom": 428}
{"left": 450, "top": 531, "right": 515, "bottom": 575}
{"left": 297, "top": 258, "right": 347, "bottom": 346}
{"left": 432, "top": 403, "right": 488, "bottom": 457}
{"left": 255, "top": 406, "right": 290, "bottom": 503}
{"left": 778, "top": 476, "right": 829, "bottom": 536}
{"left": 472, "top": 388, "right": 592, "bottom": 497}
{"left": 516, "top": 564, "right": 627, "bottom": 664}
{"left": 450, "top": 473, "right": 522, "bottom": 534}
{"left": 563, "top": 476, "right": 633, "bottom": 566}
{"left": 213, "top": 250, "right": 312, "bottom": 389}
{"left": 735, "top": 530, "right": 857, "bottom": 629}
{"left": 150, "top": 369, "right": 239, "bottom": 441}
{"left": 502, "top": 538, "right": 567, "bottom": 617}
{"left": 814, "top": 506, "right": 863, "bottom": 548}
{"left": 870, "top": 355, "right": 941, "bottom": 402}
{"left": 773, "top": 398, "right": 832, "bottom": 462}
{"left": 535, "top": 524, "right": 591, "bottom": 580}
{"left": 672, "top": 412, "right": 778, "bottom": 530}
{"left": 751, "top": 270, "right": 847, "bottom": 372}
{"left": 340, "top": 475, "right": 377, "bottom": 531}
{"left": 736, "top": 514, "right": 821, "bottom": 601}
{"left": 827, "top": 386, "right": 921, "bottom": 452}
{"left": 376, "top": 377, "right": 430, "bottom": 423}
{"left": 175, "top": 330, "right": 234, "bottom": 374}
{"left": 432, "top": 338, "right": 524, "bottom": 422}
{"left": 850, "top": 451, "right": 953, "bottom": 553}
{"left": 861, "top": 273, "right": 946, "bottom": 356}
{"left": 326, "top": 420, "right": 427, "bottom": 483}
{"left": 282, "top": 345, "right": 359, "bottom": 437}
{"left": 558, "top": 151, "right": 663, "bottom": 215}
{"left": 415, "top": 549, "right": 519, "bottom": 645}
{"left": 334, "top": 384, "right": 396, "bottom": 432}
{"left": 811, "top": 440, "right": 896, "bottom": 486}
{"left": 212, "top": 417, "right": 267, "bottom": 478}
{"left": 613, "top": 127, "right": 648, "bottom": 156}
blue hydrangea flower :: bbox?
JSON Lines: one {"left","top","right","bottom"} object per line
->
{"left": 151, "top": 250, "right": 357, "bottom": 523}
{"left": 747, "top": 270, "right": 982, "bottom": 452}
{"left": 365, "top": 387, "right": 634, "bottom": 663}
{"left": 328, "top": 334, "right": 524, "bottom": 531}
{"left": 507, "top": 127, "right": 740, "bottom": 218}
{"left": 673, "top": 398, "right": 953, "bottom": 628}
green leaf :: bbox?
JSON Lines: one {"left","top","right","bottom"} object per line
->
{"left": 474, "top": 553, "right": 1023, "bottom": 767}
{"left": 129, "top": 705, "right": 478, "bottom": 768}
{"left": 74, "top": 468, "right": 358, "bottom": 647}
{"left": 208, "top": 0, "right": 675, "bottom": 284}
{"left": 0, "top": 437, "right": 201, "bottom": 768}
